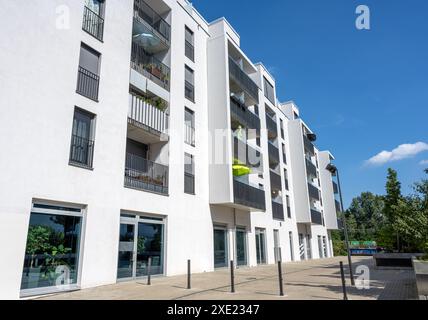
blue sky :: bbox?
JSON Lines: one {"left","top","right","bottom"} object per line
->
{"left": 193, "top": 0, "right": 428, "bottom": 207}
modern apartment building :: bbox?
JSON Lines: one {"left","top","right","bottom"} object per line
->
{"left": 0, "top": 0, "right": 340, "bottom": 299}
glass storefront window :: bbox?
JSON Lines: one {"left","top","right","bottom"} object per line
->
{"left": 21, "top": 206, "right": 82, "bottom": 294}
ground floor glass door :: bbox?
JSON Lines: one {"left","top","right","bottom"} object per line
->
{"left": 255, "top": 228, "right": 266, "bottom": 264}
{"left": 236, "top": 228, "right": 247, "bottom": 266}
{"left": 117, "top": 223, "right": 135, "bottom": 279}
{"left": 214, "top": 226, "right": 228, "bottom": 268}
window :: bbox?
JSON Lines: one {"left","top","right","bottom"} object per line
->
{"left": 20, "top": 203, "right": 83, "bottom": 296}
{"left": 263, "top": 77, "right": 275, "bottom": 104}
{"left": 184, "top": 107, "right": 195, "bottom": 146}
{"left": 77, "top": 43, "right": 100, "bottom": 101}
{"left": 184, "top": 153, "right": 195, "bottom": 194}
{"left": 286, "top": 195, "right": 291, "bottom": 218}
{"left": 185, "top": 26, "right": 194, "bottom": 61}
{"left": 282, "top": 143, "right": 287, "bottom": 164}
{"left": 280, "top": 119, "right": 285, "bottom": 139}
{"left": 284, "top": 169, "right": 289, "bottom": 190}
{"left": 185, "top": 65, "right": 195, "bottom": 102}
{"left": 69, "top": 108, "right": 96, "bottom": 169}
{"left": 82, "top": 0, "right": 105, "bottom": 41}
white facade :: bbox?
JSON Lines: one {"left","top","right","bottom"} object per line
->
{"left": 0, "top": 0, "right": 339, "bottom": 299}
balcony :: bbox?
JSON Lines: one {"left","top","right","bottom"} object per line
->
{"left": 268, "top": 141, "right": 280, "bottom": 164}
{"left": 311, "top": 209, "right": 323, "bottom": 225}
{"left": 303, "top": 135, "right": 315, "bottom": 155}
{"left": 133, "top": 0, "right": 170, "bottom": 48}
{"left": 230, "top": 96, "right": 260, "bottom": 131}
{"left": 266, "top": 114, "right": 278, "bottom": 135}
{"left": 131, "top": 42, "right": 170, "bottom": 91}
{"left": 333, "top": 181, "right": 339, "bottom": 194}
{"left": 128, "top": 93, "right": 169, "bottom": 138}
{"left": 233, "top": 136, "right": 261, "bottom": 168}
{"left": 233, "top": 179, "right": 266, "bottom": 211}
{"left": 270, "top": 170, "right": 282, "bottom": 190}
{"left": 307, "top": 183, "right": 320, "bottom": 201}
{"left": 125, "top": 153, "right": 169, "bottom": 195}
{"left": 76, "top": 66, "right": 100, "bottom": 101}
{"left": 228, "top": 57, "right": 259, "bottom": 105}
{"left": 305, "top": 158, "right": 317, "bottom": 177}
{"left": 272, "top": 200, "right": 285, "bottom": 221}
{"left": 69, "top": 135, "right": 95, "bottom": 169}
{"left": 82, "top": 6, "right": 104, "bottom": 41}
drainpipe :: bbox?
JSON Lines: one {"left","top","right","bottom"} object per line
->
{"left": 233, "top": 209, "right": 237, "bottom": 268}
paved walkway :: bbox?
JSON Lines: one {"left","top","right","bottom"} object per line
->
{"left": 36, "top": 256, "right": 419, "bottom": 300}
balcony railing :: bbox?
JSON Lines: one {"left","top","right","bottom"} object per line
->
{"left": 268, "top": 141, "right": 280, "bottom": 164}
{"left": 233, "top": 136, "right": 261, "bottom": 168}
{"left": 303, "top": 135, "right": 315, "bottom": 155}
{"left": 131, "top": 42, "right": 170, "bottom": 91}
{"left": 125, "top": 153, "right": 169, "bottom": 195}
{"left": 128, "top": 93, "right": 169, "bottom": 136}
{"left": 228, "top": 57, "right": 259, "bottom": 104}
{"left": 311, "top": 209, "right": 323, "bottom": 225}
{"left": 82, "top": 6, "right": 104, "bottom": 41}
{"left": 270, "top": 170, "right": 282, "bottom": 190}
{"left": 184, "top": 172, "right": 195, "bottom": 194}
{"left": 230, "top": 96, "right": 260, "bottom": 131}
{"left": 305, "top": 158, "right": 317, "bottom": 178}
{"left": 308, "top": 182, "right": 320, "bottom": 201}
{"left": 266, "top": 114, "right": 278, "bottom": 134}
{"left": 233, "top": 179, "right": 266, "bottom": 211}
{"left": 272, "top": 201, "right": 285, "bottom": 221}
{"left": 185, "top": 124, "right": 195, "bottom": 146}
{"left": 185, "top": 40, "right": 194, "bottom": 61}
{"left": 69, "top": 135, "right": 95, "bottom": 168}
{"left": 333, "top": 181, "right": 339, "bottom": 194}
{"left": 76, "top": 66, "right": 100, "bottom": 101}
{"left": 134, "top": 0, "right": 171, "bottom": 44}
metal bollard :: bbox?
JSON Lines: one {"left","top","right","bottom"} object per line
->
{"left": 340, "top": 261, "right": 348, "bottom": 300}
{"left": 278, "top": 261, "right": 284, "bottom": 296}
{"left": 147, "top": 257, "right": 152, "bottom": 286}
{"left": 187, "top": 259, "right": 191, "bottom": 290}
{"left": 230, "top": 260, "right": 235, "bottom": 293}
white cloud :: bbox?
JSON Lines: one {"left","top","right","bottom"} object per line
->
{"left": 366, "top": 142, "right": 428, "bottom": 166}
{"left": 420, "top": 159, "right": 428, "bottom": 165}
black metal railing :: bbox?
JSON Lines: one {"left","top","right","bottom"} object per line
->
{"left": 131, "top": 42, "right": 170, "bottom": 91}
{"left": 69, "top": 135, "right": 95, "bottom": 168}
{"left": 272, "top": 201, "right": 285, "bottom": 221}
{"left": 233, "top": 179, "right": 265, "bottom": 211}
{"left": 311, "top": 209, "right": 323, "bottom": 225}
{"left": 82, "top": 6, "right": 104, "bottom": 41}
{"left": 233, "top": 136, "right": 261, "bottom": 167}
{"left": 268, "top": 141, "right": 280, "bottom": 164}
{"left": 308, "top": 183, "right": 320, "bottom": 201}
{"left": 76, "top": 66, "right": 100, "bottom": 101}
{"left": 230, "top": 96, "right": 260, "bottom": 131}
{"left": 270, "top": 170, "right": 282, "bottom": 190}
{"left": 266, "top": 114, "right": 278, "bottom": 134}
{"left": 333, "top": 181, "right": 339, "bottom": 194}
{"left": 125, "top": 153, "right": 169, "bottom": 195}
{"left": 184, "top": 172, "right": 195, "bottom": 194}
{"left": 185, "top": 40, "right": 194, "bottom": 61}
{"left": 134, "top": 0, "right": 171, "bottom": 44}
{"left": 228, "top": 57, "right": 259, "bottom": 104}
{"left": 185, "top": 80, "right": 195, "bottom": 102}
{"left": 303, "top": 135, "right": 315, "bottom": 155}
{"left": 305, "top": 158, "right": 317, "bottom": 177}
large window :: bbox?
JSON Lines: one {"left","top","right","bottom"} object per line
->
{"left": 185, "top": 26, "right": 194, "bottom": 61}
{"left": 21, "top": 203, "right": 83, "bottom": 296}
{"left": 69, "top": 108, "right": 96, "bottom": 169}
{"left": 263, "top": 77, "right": 275, "bottom": 104}
{"left": 184, "top": 107, "right": 195, "bottom": 146}
{"left": 82, "top": 0, "right": 105, "bottom": 41}
{"left": 236, "top": 228, "right": 247, "bottom": 266}
{"left": 185, "top": 65, "right": 195, "bottom": 102}
{"left": 184, "top": 153, "right": 195, "bottom": 194}
{"left": 77, "top": 43, "right": 101, "bottom": 101}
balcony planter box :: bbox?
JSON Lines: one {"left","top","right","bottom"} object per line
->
{"left": 412, "top": 258, "right": 428, "bottom": 296}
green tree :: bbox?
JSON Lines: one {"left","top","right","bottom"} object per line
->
{"left": 383, "top": 168, "right": 403, "bottom": 251}
{"left": 25, "top": 225, "right": 53, "bottom": 269}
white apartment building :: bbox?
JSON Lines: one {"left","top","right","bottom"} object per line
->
{"left": 0, "top": 0, "right": 340, "bottom": 299}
